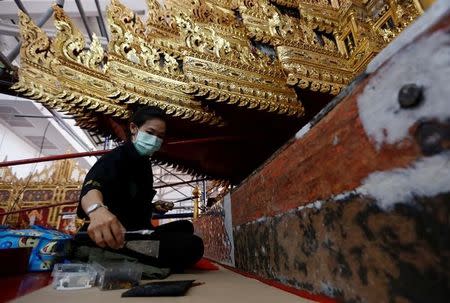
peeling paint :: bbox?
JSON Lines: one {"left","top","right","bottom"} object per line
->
{"left": 333, "top": 135, "right": 339, "bottom": 145}
{"left": 242, "top": 148, "right": 449, "bottom": 218}
{"left": 295, "top": 123, "right": 311, "bottom": 139}
{"left": 194, "top": 197, "right": 234, "bottom": 265}
{"left": 239, "top": 152, "right": 449, "bottom": 221}
{"left": 358, "top": 29, "right": 450, "bottom": 150}
{"left": 357, "top": 152, "right": 450, "bottom": 209}
{"left": 234, "top": 194, "right": 450, "bottom": 303}
{"left": 320, "top": 282, "right": 341, "bottom": 298}
{"left": 334, "top": 192, "right": 356, "bottom": 201}
{"left": 298, "top": 152, "right": 450, "bottom": 211}
{"left": 223, "top": 193, "right": 235, "bottom": 266}
{"left": 256, "top": 216, "right": 268, "bottom": 223}
{"left": 315, "top": 201, "right": 323, "bottom": 209}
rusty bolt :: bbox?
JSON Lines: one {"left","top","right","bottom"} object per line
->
{"left": 415, "top": 121, "right": 450, "bottom": 156}
{"left": 398, "top": 84, "right": 423, "bottom": 108}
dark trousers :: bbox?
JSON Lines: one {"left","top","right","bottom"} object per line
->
{"left": 76, "top": 220, "right": 204, "bottom": 271}
{"left": 123, "top": 220, "right": 204, "bottom": 271}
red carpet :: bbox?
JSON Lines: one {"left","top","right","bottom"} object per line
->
{"left": 0, "top": 272, "right": 52, "bottom": 303}
{"left": 192, "top": 258, "right": 220, "bottom": 270}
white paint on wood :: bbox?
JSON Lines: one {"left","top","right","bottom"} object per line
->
{"left": 357, "top": 152, "right": 450, "bottom": 209}
{"left": 223, "top": 193, "right": 235, "bottom": 266}
{"left": 295, "top": 123, "right": 311, "bottom": 139}
{"left": 358, "top": 30, "right": 450, "bottom": 150}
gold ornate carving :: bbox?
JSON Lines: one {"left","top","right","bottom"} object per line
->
{"left": 11, "top": 11, "right": 96, "bottom": 129}
{"left": 53, "top": 4, "right": 127, "bottom": 122}
{"left": 14, "top": 0, "right": 420, "bottom": 136}
{"left": 170, "top": 6, "right": 303, "bottom": 115}
{"left": 0, "top": 159, "right": 86, "bottom": 230}
{"left": 106, "top": 1, "right": 224, "bottom": 125}
{"left": 237, "top": 0, "right": 421, "bottom": 94}
{"left": 146, "top": 0, "right": 179, "bottom": 37}
{"left": 191, "top": 0, "right": 236, "bottom": 25}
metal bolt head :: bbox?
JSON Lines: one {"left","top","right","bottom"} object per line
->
{"left": 415, "top": 121, "right": 450, "bottom": 156}
{"left": 398, "top": 84, "right": 423, "bottom": 108}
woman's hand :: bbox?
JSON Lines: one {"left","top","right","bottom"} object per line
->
{"left": 87, "top": 207, "right": 125, "bottom": 249}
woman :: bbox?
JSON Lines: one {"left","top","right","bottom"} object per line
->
{"left": 76, "top": 106, "right": 204, "bottom": 270}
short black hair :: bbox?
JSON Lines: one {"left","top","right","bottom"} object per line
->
{"left": 130, "top": 106, "right": 166, "bottom": 128}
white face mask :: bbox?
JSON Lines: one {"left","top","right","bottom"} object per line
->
{"left": 133, "top": 131, "right": 163, "bottom": 156}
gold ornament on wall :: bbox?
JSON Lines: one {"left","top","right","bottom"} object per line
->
{"left": 0, "top": 159, "right": 86, "bottom": 230}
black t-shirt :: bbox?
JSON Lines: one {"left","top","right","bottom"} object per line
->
{"left": 77, "top": 142, "right": 156, "bottom": 230}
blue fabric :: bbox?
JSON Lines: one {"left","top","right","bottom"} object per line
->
{"left": 0, "top": 225, "right": 71, "bottom": 271}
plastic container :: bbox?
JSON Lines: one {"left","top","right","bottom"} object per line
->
{"left": 93, "top": 261, "right": 143, "bottom": 290}
{"left": 51, "top": 263, "right": 97, "bottom": 290}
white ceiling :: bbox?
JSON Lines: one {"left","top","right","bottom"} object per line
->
{"left": 0, "top": 0, "right": 146, "bottom": 166}
{"left": 0, "top": 0, "right": 146, "bottom": 19}
{"left": 0, "top": 93, "right": 98, "bottom": 168}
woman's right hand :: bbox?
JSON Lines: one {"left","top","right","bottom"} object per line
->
{"left": 87, "top": 207, "right": 125, "bottom": 249}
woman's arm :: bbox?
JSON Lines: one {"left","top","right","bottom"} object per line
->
{"left": 77, "top": 152, "right": 126, "bottom": 249}
{"left": 81, "top": 189, "right": 125, "bottom": 249}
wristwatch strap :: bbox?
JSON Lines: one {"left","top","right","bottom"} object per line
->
{"left": 86, "top": 203, "right": 108, "bottom": 216}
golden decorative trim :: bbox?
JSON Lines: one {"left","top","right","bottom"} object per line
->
{"left": 106, "top": 0, "right": 224, "bottom": 125}
{"left": 183, "top": 56, "right": 302, "bottom": 116}
{"left": 146, "top": 0, "right": 180, "bottom": 37}
{"left": 53, "top": 5, "right": 128, "bottom": 121}
{"left": 14, "top": 0, "right": 421, "bottom": 135}
{"left": 0, "top": 159, "right": 86, "bottom": 230}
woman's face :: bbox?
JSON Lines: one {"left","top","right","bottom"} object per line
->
{"left": 130, "top": 118, "right": 166, "bottom": 142}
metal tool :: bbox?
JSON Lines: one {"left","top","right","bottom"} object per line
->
{"left": 73, "top": 230, "right": 159, "bottom": 258}
{"left": 75, "top": 229, "right": 154, "bottom": 241}
{"left": 125, "top": 240, "right": 160, "bottom": 258}
{"left": 122, "top": 230, "right": 154, "bottom": 236}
